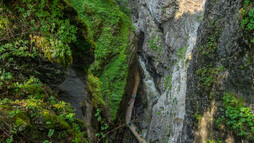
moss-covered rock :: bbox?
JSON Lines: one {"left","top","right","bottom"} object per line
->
{"left": 72, "top": 0, "right": 134, "bottom": 121}
{"left": 0, "top": 0, "right": 95, "bottom": 142}
{"left": 0, "top": 97, "right": 87, "bottom": 142}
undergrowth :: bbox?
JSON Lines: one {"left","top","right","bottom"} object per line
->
{"left": 0, "top": 0, "right": 78, "bottom": 67}
{"left": 240, "top": 0, "right": 254, "bottom": 43}
{"left": 0, "top": 0, "right": 92, "bottom": 142}
{"left": 72, "top": 0, "right": 133, "bottom": 120}
{"left": 0, "top": 73, "right": 87, "bottom": 142}
{"left": 216, "top": 92, "right": 254, "bottom": 141}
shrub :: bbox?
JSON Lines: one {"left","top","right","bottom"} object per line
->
{"left": 1, "top": 0, "right": 78, "bottom": 66}
{"left": 240, "top": 0, "right": 254, "bottom": 43}
{"left": 217, "top": 92, "right": 254, "bottom": 140}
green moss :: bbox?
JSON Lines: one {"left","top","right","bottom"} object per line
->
{"left": 0, "top": 98, "right": 87, "bottom": 142}
{"left": 0, "top": 1, "right": 92, "bottom": 142}
{"left": 41, "top": 109, "right": 70, "bottom": 130}
{"left": 194, "top": 100, "right": 202, "bottom": 125}
{"left": 195, "top": 65, "right": 226, "bottom": 91}
{"left": 72, "top": 0, "right": 133, "bottom": 120}
{"left": 15, "top": 118, "right": 25, "bottom": 127}
{"left": 177, "top": 46, "right": 188, "bottom": 60}
{"left": 196, "top": 13, "right": 203, "bottom": 22}
{"left": 148, "top": 34, "right": 163, "bottom": 52}
{"left": 165, "top": 75, "right": 172, "bottom": 90}
{"left": 1, "top": 0, "right": 94, "bottom": 69}
{"left": 87, "top": 71, "right": 105, "bottom": 107}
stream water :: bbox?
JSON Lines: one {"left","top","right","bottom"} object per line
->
{"left": 138, "top": 56, "right": 160, "bottom": 138}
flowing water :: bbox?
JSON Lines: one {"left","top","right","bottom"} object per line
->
{"left": 138, "top": 56, "right": 161, "bottom": 138}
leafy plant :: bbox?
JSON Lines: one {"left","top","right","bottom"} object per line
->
{"left": 115, "top": 0, "right": 131, "bottom": 15}
{"left": 165, "top": 75, "right": 172, "bottom": 90}
{"left": 217, "top": 92, "right": 254, "bottom": 140}
{"left": 177, "top": 46, "right": 188, "bottom": 60}
{"left": 148, "top": 34, "right": 163, "bottom": 51}
{"left": 1, "top": 0, "right": 78, "bottom": 66}
{"left": 48, "top": 129, "right": 55, "bottom": 138}
{"left": 194, "top": 100, "right": 202, "bottom": 125}
{"left": 173, "top": 97, "right": 178, "bottom": 104}
{"left": 207, "top": 140, "right": 215, "bottom": 143}
{"left": 195, "top": 64, "right": 226, "bottom": 91}
{"left": 9, "top": 109, "right": 21, "bottom": 118}
{"left": 72, "top": 0, "right": 134, "bottom": 120}
{"left": 0, "top": 1, "right": 90, "bottom": 142}
{"left": 95, "top": 109, "right": 109, "bottom": 139}
{"left": 6, "top": 135, "right": 13, "bottom": 143}
{"left": 43, "top": 140, "right": 52, "bottom": 143}
{"left": 240, "top": 0, "right": 254, "bottom": 43}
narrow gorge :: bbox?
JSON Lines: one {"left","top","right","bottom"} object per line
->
{"left": 130, "top": 0, "right": 204, "bottom": 142}
{"left": 0, "top": 0, "right": 253, "bottom": 143}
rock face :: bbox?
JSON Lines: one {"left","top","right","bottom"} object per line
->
{"left": 181, "top": 0, "right": 254, "bottom": 142}
{"left": 129, "top": 0, "right": 253, "bottom": 142}
{"left": 130, "top": 0, "right": 205, "bottom": 142}
{"left": 138, "top": 56, "right": 161, "bottom": 138}
{"left": 59, "top": 67, "right": 87, "bottom": 119}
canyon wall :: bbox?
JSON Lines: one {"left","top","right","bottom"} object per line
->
{"left": 129, "top": 0, "right": 254, "bottom": 142}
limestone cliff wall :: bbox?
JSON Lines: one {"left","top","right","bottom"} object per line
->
{"left": 182, "top": 0, "right": 254, "bottom": 142}
{"left": 129, "top": 0, "right": 253, "bottom": 142}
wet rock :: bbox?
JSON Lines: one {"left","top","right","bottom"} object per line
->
{"left": 59, "top": 67, "right": 87, "bottom": 119}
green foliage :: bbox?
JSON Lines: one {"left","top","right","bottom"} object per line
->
{"left": 240, "top": 0, "right": 254, "bottom": 43}
{"left": 0, "top": 40, "right": 37, "bottom": 60}
{"left": 217, "top": 92, "right": 254, "bottom": 140}
{"left": 173, "top": 97, "right": 178, "bottom": 104}
{"left": 0, "top": 93, "right": 87, "bottom": 142}
{"left": 195, "top": 64, "right": 226, "bottom": 91}
{"left": 239, "top": 65, "right": 245, "bottom": 69}
{"left": 99, "top": 53, "right": 128, "bottom": 119}
{"left": 199, "top": 35, "right": 218, "bottom": 56}
{"left": 87, "top": 71, "right": 105, "bottom": 106}
{"left": 194, "top": 100, "right": 202, "bottom": 125}
{"left": 177, "top": 46, "right": 188, "bottom": 60}
{"left": 115, "top": 0, "right": 131, "bottom": 16}
{"left": 217, "top": 138, "right": 223, "bottom": 143}
{"left": 72, "top": 0, "right": 133, "bottom": 120}
{"left": 0, "top": 68, "right": 50, "bottom": 100}
{"left": 48, "top": 129, "right": 55, "bottom": 138}
{"left": 1, "top": 0, "right": 78, "bottom": 66}
{"left": 148, "top": 34, "right": 163, "bottom": 51}
{"left": 43, "top": 140, "right": 52, "bottom": 143}
{"left": 207, "top": 140, "right": 215, "bottom": 143}
{"left": 95, "top": 109, "right": 109, "bottom": 140}
{"left": 196, "top": 13, "right": 203, "bottom": 22}
{"left": 0, "top": 1, "right": 93, "bottom": 142}
{"left": 165, "top": 75, "right": 172, "bottom": 90}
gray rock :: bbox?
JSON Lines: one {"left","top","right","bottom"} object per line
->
{"left": 59, "top": 67, "right": 87, "bottom": 119}
{"left": 128, "top": 0, "right": 254, "bottom": 142}
{"left": 129, "top": 0, "right": 205, "bottom": 142}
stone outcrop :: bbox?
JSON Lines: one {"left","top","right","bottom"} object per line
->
{"left": 129, "top": 0, "right": 253, "bottom": 142}
{"left": 129, "top": 0, "right": 205, "bottom": 142}
{"left": 182, "top": 0, "right": 254, "bottom": 142}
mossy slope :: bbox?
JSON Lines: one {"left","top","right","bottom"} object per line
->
{"left": 0, "top": 0, "right": 94, "bottom": 142}
{"left": 72, "top": 0, "right": 134, "bottom": 120}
